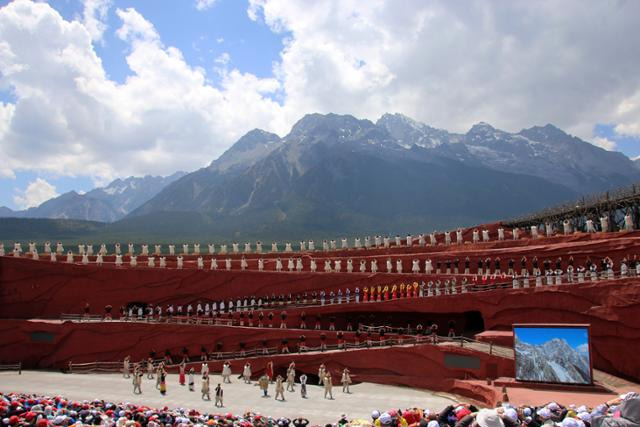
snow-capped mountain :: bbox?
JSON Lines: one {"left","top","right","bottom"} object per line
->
{"left": 515, "top": 337, "right": 591, "bottom": 384}
{"left": 376, "top": 113, "right": 459, "bottom": 148}
{"left": 0, "top": 172, "right": 186, "bottom": 223}
{"left": 376, "top": 113, "right": 640, "bottom": 193}
{"left": 126, "top": 113, "right": 578, "bottom": 236}
{"left": 5, "top": 112, "right": 638, "bottom": 236}
{"left": 83, "top": 172, "right": 186, "bottom": 218}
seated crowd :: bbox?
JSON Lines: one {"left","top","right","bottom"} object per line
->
{"left": 1, "top": 391, "right": 638, "bottom": 427}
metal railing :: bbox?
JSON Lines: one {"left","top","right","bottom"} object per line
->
{"left": 68, "top": 361, "right": 121, "bottom": 374}
{"left": 67, "top": 334, "right": 509, "bottom": 375}
{"left": 0, "top": 362, "right": 22, "bottom": 374}
{"left": 59, "top": 268, "right": 632, "bottom": 327}
{"left": 503, "top": 182, "right": 640, "bottom": 229}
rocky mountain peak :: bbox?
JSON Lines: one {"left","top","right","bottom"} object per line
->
{"left": 376, "top": 113, "right": 450, "bottom": 148}
{"left": 466, "top": 121, "right": 500, "bottom": 137}
{"left": 210, "top": 129, "right": 282, "bottom": 172}
{"left": 228, "top": 129, "right": 281, "bottom": 153}
{"left": 288, "top": 113, "right": 375, "bottom": 142}
{"left": 519, "top": 123, "right": 570, "bottom": 142}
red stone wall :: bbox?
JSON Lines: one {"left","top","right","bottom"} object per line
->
{"left": 1, "top": 230, "right": 639, "bottom": 382}
{"left": 0, "top": 319, "right": 508, "bottom": 405}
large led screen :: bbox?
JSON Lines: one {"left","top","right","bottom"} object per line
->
{"left": 513, "top": 324, "right": 592, "bottom": 385}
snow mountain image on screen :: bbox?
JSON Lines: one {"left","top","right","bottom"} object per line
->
{"left": 515, "top": 337, "right": 591, "bottom": 384}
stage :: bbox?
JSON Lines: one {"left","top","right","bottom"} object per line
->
{"left": 0, "top": 371, "right": 457, "bottom": 425}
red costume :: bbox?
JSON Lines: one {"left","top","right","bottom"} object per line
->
{"left": 179, "top": 363, "right": 186, "bottom": 385}
{"left": 266, "top": 361, "right": 274, "bottom": 381}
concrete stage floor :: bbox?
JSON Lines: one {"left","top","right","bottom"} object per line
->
{"left": 0, "top": 371, "right": 457, "bottom": 424}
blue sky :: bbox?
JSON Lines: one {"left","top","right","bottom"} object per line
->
{"left": 9, "top": 0, "right": 286, "bottom": 84}
{"left": 0, "top": 0, "right": 639, "bottom": 210}
{"left": 0, "top": 0, "right": 288, "bottom": 209}
{"left": 514, "top": 326, "right": 589, "bottom": 350}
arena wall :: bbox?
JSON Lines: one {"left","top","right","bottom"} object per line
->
{"left": 1, "top": 256, "right": 639, "bottom": 380}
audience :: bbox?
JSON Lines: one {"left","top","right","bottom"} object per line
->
{"left": 1, "top": 392, "right": 638, "bottom": 427}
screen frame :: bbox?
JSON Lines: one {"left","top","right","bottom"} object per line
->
{"left": 512, "top": 323, "right": 593, "bottom": 386}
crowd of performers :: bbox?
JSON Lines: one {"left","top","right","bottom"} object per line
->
{"left": 2, "top": 387, "right": 639, "bottom": 427}
{"left": 85, "top": 253, "right": 632, "bottom": 327}
{"left": 122, "top": 358, "right": 353, "bottom": 403}
{"left": 2, "top": 215, "right": 637, "bottom": 268}
{"left": 0, "top": 248, "right": 631, "bottom": 276}
{"left": 3, "top": 237, "right": 635, "bottom": 278}
{"left": 11, "top": 247, "right": 633, "bottom": 277}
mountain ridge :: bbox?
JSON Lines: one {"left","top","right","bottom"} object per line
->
{"left": 0, "top": 172, "right": 186, "bottom": 223}
{"left": 126, "top": 113, "right": 592, "bottom": 236}
{"left": 3, "top": 112, "right": 638, "bottom": 238}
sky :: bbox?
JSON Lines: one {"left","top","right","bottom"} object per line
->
{"left": 0, "top": 0, "right": 640, "bottom": 210}
{"left": 514, "top": 326, "right": 589, "bottom": 351}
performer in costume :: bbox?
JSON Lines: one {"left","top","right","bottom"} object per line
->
{"left": 266, "top": 360, "right": 274, "bottom": 382}
{"left": 123, "top": 355, "right": 131, "bottom": 378}
{"left": 201, "top": 373, "right": 210, "bottom": 400}
{"left": 286, "top": 367, "right": 295, "bottom": 392}
{"left": 318, "top": 363, "right": 326, "bottom": 385}
{"left": 222, "top": 361, "right": 232, "bottom": 383}
{"left": 323, "top": 372, "right": 333, "bottom": 399}
{"left": 214, "top": 383, "right": 223, "bottom": 407}
{"left": 300, "top": 373, "right": 308, "bottom": 398}
{"left": 178, "top": 359, "right": 186, "bottom": 385}
{"left": 243, "top": 362, "right": 252, "bottom": 383}
{"left": 275, "top": 375, "right": 285, "bottom": 401}
{"left": 188, "top": 367, "right": 195, "bottom": 391}
{"left": 258, "top": 374, "right": 269, "bottom": 397}
{"left": 159, "top": 369, "right": 167, "bottom": 395}
{"left": 341, "top": 368, "right": 352, "bottom": 393}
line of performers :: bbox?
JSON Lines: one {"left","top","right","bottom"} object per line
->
{"left": 9, "top": 212, "right": 634, "bottom": 260}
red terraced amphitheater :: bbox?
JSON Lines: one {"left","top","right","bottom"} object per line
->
{"left": 1, "top": 222, "right": 640, "bottom": 407}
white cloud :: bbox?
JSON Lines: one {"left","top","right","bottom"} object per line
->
{"left": 13, "top": 178, "right": 59, "bottom": 209}
{"left": 1, "top": 0, "right": 640, "bottom": 189}
{"left": 115, "top": 7, "right": 159, "bottom": 43}
{"left": 248, "top": 0, "right": 640, "bottom": 143}
{"left": 195, "top": 0, "right": 217, "bottom": 11}
{"left": 214, "top": 52, "right": 230, "bottom": 66}
{"left": 0, "top": 0, "right": 284, "bottom": 184}
{"left": 613, "top": 90, "right": 640, "bottom": 137}
{"left": 82, "top": 0, "right": 111, "bottom": 42}
{"left": 591, "top": 137, "right": 617, "bottom": 151}
{"left": 0, "top": 101, "right": 13, "bottom": 138}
